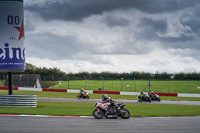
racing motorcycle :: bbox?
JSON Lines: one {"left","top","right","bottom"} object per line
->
{"left": 137, "top": 94, "right": 151, "bottom": 102}
{"left": 149, "top": 93, "right": 161, "bottom": 102}
{"left": 93, "top": 100, "right": 130, "bottom": 119}
{"left": 77, "top": 92, "right": 90, "bottom": 99}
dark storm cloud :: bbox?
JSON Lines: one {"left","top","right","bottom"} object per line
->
{"left": 135, "top": 17, "right": 196, "bottom": 43}
{"left": 136, "top": 18, "right": 168, "bottom": 41}
{"left": 25, "top": 0, "right": 199, "bottom": 21}
{"left": 180, "top": 6, "right": 200, "bottom": 34}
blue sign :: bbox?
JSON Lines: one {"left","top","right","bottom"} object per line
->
{"left": 0, "top": 0, "right": 25, "bottom": 72}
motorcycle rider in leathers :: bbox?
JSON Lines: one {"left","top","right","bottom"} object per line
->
{"left": 79, "top": 88, "right": 85, "bottom": 98}
{"left": 101, "top": 94, "right": 117, "bottom": 115}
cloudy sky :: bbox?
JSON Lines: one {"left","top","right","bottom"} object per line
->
{"left": 24, "top": 0, "right": 200, "bottom": 73}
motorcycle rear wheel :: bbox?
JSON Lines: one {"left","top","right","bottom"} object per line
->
{"left": 120, "top": 109, "right": 130, "bottom": 119}
{"left": 93, "top": 109, "right": 104, "bottom": 119}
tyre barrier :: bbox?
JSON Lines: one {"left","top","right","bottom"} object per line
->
{"left": 0, "top": 95, "right": 37, "bottom": 107}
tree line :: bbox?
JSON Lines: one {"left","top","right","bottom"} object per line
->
{"left": 0, "top": 63, "right": 200, "bottom": 81}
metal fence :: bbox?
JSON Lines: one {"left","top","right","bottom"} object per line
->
{"left": 0, "top": 76, "right": 200, "bottom": 94}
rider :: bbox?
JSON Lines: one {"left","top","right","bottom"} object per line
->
{"left": 101, "top": 94, "right": 116, "bottom": 114}
{"left": 149, "top": 91, "right": 155, "bottom": 100}
{"left": 79, "top": 88, "right": 85, "bottom": 97}
{"left": 139, "top": 92, "right": 144, "bottom": 101}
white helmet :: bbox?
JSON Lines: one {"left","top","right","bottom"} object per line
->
{"left": 102, "top": 94, "right": 108, "bottom": 100}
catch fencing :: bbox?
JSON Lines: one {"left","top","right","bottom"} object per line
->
{"left": 0, "top": 76, "right": 200, "bottom": 94}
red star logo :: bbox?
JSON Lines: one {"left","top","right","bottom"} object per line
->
{"left": 14, "top": 20, "right": 25, "bottom": 40}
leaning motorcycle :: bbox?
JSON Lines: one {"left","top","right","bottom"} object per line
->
{"left": 77, "top": 92, "right": 90, "bottom": 99}
{"left": 137, "top": 94, "right": 151, "bottom": 102}
{"left": 150, "top": 93, "right": 161, "bottom": 102}
{"left": 93, "top": 100, "right": 130, "bottom": 119}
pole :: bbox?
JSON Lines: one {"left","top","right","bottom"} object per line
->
{"left": 84, "top": 76, "right": 86, "bottom": 89}
{"left": 8, "top": 72, "right": 12, "bottom": 95}
{"left": 134, "top": 78, "right": 136, "bottom": 92}
{"left": 121, "top": 78, "right": 123, "bottom": 91}
{"left": 68, "top": 77, "right": 69, "bottom": 89}
{"left": 149, "top": 78, "right": 150, "bottom": 93}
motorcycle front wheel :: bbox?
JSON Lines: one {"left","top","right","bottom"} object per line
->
{"left": 77, "top": 95, "right": 81, "bottom": 99}
{"left": 157, "top": 97, "right": 161, "bottom": 102}
{"left": 120, "top": 109, "right": 130, "bottom": 119}
{"left": 93, "top": 109, "right": 104, "bottom": 119}
{"left": 86, "top": 95, "right": 90, "bottom": 100}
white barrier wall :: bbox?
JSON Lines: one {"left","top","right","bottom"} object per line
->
{"left": 120, "top": 92, "right": 148, "bottom": 95}
{"left": 178, "top": 93, "right": 200, "bottom": 98}
{"left": 18, "top": 87, "right": 42, "bottom": 91}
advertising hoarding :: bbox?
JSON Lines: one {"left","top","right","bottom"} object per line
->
{"left": 0, "top": 0, "right": 25, "bottom": 72}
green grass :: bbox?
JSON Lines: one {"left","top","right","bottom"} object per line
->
{"left": 0, "top": 101, "right": 200, "bottom": 117}
{"left": 1, "top": 90, "right": 200, "bottom": 101}
{"left": 51, "top": 80, "right": 200, "bottom": 94}
{"left": 0, "top": 80, "right": 4, "bottom": 86}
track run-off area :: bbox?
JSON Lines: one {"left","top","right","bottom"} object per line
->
{"left": 0, "top": 115, "right": 200, "bottom": 133}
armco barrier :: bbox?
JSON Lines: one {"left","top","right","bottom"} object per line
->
{"left": 1, "top": 86, "right": 200, "bottom": 97}
{"left": 93, "top": 90, "right": 120, "bottom": 95}
{"left": 0, "top": 94, "right": 37, "bottom": 107}
{"left": 42, "top": 88, "right": 67, "bottom": 92}
{"left": 0, "top": 87, "right": 18, "bottom": 90}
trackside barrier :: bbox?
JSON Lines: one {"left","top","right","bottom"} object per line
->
{"left": 178, "top": 93, "right": 200, "bottom": 98}
{"left": 0, "top": 86, "right": 18, "bottom": 90}
{"left": 19, "top": 87, "right": 42, "bottom": 91}
{"left": 0, "top": 94, "right": 37, "bottom": 107}
{"left": 93, "top": 90, "right": 120, "bottom": 95}
{"left": 42, "top": 88, "right": 67, "bottom": 92}
{"left": 1, "top": 87, "right": 200, "bottom": 97}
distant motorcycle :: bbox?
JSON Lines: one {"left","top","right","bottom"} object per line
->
{"left": 93, "top": 100, "right": 130, "bottom": 119}
{"left": 77, "top": 92, "right": 90, "bottom": 99}
{"left": 149, "top": 93, "right": 161, "bottom": 102}
{"left": 137, "top": 94, "right": 151, "bottom": 102}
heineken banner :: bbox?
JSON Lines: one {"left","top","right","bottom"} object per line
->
{"left": 0, "top": 0, "right": 25, "bottom": 72}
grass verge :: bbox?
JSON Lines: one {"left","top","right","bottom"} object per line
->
{"left": 1, "top": 90, "right": 200, "bottom": 101}
{"left": 0, "top": 102, "right": 200, "bottom": 117}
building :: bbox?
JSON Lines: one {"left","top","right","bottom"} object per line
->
{"left": 5, "top": 74, "right": 41, "bottom": 88}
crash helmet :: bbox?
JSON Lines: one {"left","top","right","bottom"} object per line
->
{"left": 81, "top": 88, "right": 84, "bottom": 91}
{"left": 102, "top": 94, "right": 108, "bottom": 100}
{"left": 140, "top": 91, "right": 143, "bottom": 94}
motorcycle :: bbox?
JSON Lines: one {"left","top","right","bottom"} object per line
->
{"left": 149, "top": 93, "right": 161, "bottom": 102}
{"left": 93, "top": 100, "right": 131, "bottom": 119}
{"left": 77, "top": 92, "right": 90, "bottom": 99}
{"left": 137, "top": 94, "right": 151, "bottom": 102}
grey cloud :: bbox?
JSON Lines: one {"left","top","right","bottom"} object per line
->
{"left": 136, "top": 18, "right": 168, "bottom": 41}
{"left": 26, "top": 33, "right": 85, "bottom": 60}
{"left": 180, "top": 5, "right": 200, "bottom": 34}
{"left": 26, "top": 32, "right": 113, "bottom": 61}
{"left": 25, "top": 0, "right": 199, "bottom": 22}
{"left": 102, "top": 14, "right": 129, "bottom": 27}
{"left": 25, "top": 20, "right": 36, "bottom": 32}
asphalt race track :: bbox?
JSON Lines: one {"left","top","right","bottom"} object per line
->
{"left": 0, "top": 115, "right": 200, "bottom": 133}
{"left": 37, "top": 97, "right": 200, "bottom": 105}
